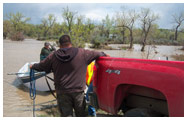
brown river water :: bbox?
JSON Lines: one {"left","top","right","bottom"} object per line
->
{"left": 3, "top": 39, "right": 183, "bottom": 117}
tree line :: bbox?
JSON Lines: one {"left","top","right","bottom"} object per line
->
{"left": 3, "top": 6, "right": 184, "bottom": 51}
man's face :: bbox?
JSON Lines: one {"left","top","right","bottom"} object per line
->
{"left": 45, "top": 45, "right": 50, "bottom": 49}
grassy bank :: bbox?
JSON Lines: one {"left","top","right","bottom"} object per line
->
{"left": 171, "top": 54, "right": 184, "bottom": 61}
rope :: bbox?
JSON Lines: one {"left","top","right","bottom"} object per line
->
{"left": 45, "top": 75, "right": 57, "bottom": 99}
{"left": 30, "top": 69, "right": 36, "bottom": 117}
{"left": 29, "top": 70, "right": 56, "bottom": 116}
{"left": 45, "top": 75, "right": 54, "bottom": 82}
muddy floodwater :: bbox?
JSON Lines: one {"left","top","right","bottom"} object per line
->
{"left": 3, "top": 39, "right": 184, "bottom": 117}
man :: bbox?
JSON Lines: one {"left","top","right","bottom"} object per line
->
{"left": 30, "top": 35, "right": 108, "bottom": 117}
{"left": 40, "top": 42, "right": 56, "bottom": 61}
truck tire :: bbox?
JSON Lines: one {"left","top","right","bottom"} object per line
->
{"left": 124, "top": 108, "right": 161, "bottom": 117}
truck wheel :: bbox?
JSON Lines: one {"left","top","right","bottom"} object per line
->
{"left": 124, "top": 108, "right": 161, "bottom": 117}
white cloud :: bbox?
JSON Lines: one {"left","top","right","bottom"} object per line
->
{"left": 85, "top": 13, "right": 104, "bottom": 21}
{"left": 84, "top": 9, "right": 106, "bottom": 21}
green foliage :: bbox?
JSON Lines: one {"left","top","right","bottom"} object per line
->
{"left": 6, "top": 12, "right": 30, "bottom": 32}
{"left": 62, "top": 6, "right": 77, "bottom": 35}
{"left": 171, "top": 54, "right": 184, "bottom": 61}
{"left": 71, "top": 24, "right": 85, "bottom": 48}
{"left": 41, "top": 14, "right": 56, "bottom": 37}
{"left": 90, "top": 27, "right": 108, "bottom": 48}
{"left": 4, "top": 12, "right": 30, "bottom": 41}
{"left": 52, "top": 23, "right": 64, "bottom": 36}
{"left": 23, "top": 24, "right": 38, "bottom": 38}
{"left": 102, "top": 14, "right": 115, "bottom": 39}
{"left": 3, "top": 20, "right": 12, "bottom": 39}
{"left": 177, "top": 32, "right": 184, "bottom": 45}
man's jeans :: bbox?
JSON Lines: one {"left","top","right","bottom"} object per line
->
{"left": 86, "top": 82, "right": 96, "bottom": 116}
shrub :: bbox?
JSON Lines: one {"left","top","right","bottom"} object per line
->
{"left": 10, "top": 32, "right": 24, "bottom": 41}
{"left": 92, "top": 39, "right": 101, "bottom": 48}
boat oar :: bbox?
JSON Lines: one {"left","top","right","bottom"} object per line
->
{"left": 7, "top": 72, "right": 29, "bottom": 75}
{"left": 7, "top": 71, "right": 45, "bottom": 75}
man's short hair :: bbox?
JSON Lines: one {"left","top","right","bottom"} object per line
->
{"left": 59, "top": 35, "right": 71, "bottom": 46}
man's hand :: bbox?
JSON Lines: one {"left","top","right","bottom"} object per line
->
{"left": 102, "top": 52, "right": 110, "bottom": 57}
{"left": 105, "top": 54, "right": 110, "bottom": 57}
{"left": 30, "top": 64, "right": 33, "bottom": 69}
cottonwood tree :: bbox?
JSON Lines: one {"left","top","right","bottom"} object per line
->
{"left": 115, "top": 7, "right": 127, "bottom": 44}
{"left": 102, "top": 14, "right": 115, "bottom": 39}
{"left": 84, "top": 18, "right": 95, "bottom": 42}
{"left": 116, "top": 7, "right": 138, "bottom": 48}
{"left": 76, "top": 15, "right": 84, "bottom": 27}
{"left": 140, "top": 8, "right": 159, "bottom": 51}
{"left": 41, "top": 14, "right": 56, "bottom": 37}
{"left": 71, "top": 15, "right": 86, "bottom": 48}
{"left": 62, "top": 6, "right": 77, "bottom": 35}
{"left": 52, "top": 23, "right": 64, "bottom": 37}
{"left": 172, "top": 12, "right": 184, "bottom": 41}
{"left": 125, "top": 10, "right": 139, "bottom": 48}
{"left": 6, "top": 12, "right": 30, "bottom": 32}
{"left": 5, "top": 12, "right": 30, "bottom": 40}
{"left": 85, "top": 18, "right": 95, "bottom": 35}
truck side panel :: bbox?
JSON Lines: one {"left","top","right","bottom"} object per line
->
{"left": 94, "top": 57, "right": 184, "bottom": 116}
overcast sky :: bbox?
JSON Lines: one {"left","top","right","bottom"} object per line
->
{"left": 3, "top": 3, "right": 184, "bottom": 29}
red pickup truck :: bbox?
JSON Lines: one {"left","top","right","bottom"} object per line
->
{"left": 89, "top": 57, "right": 184, "bottom": 117}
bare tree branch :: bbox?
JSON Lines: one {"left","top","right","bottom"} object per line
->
{"left": 172, "top": 12, "right": 184, "bottom": 41}
{"left": 140, "top": 8, "right": 159, "bottom": 51}
{"left": 115, "top": 7, "right": 138, "bottom": 48}
{"left": 62, "top": 6, "right": 77, "bottom": 35}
